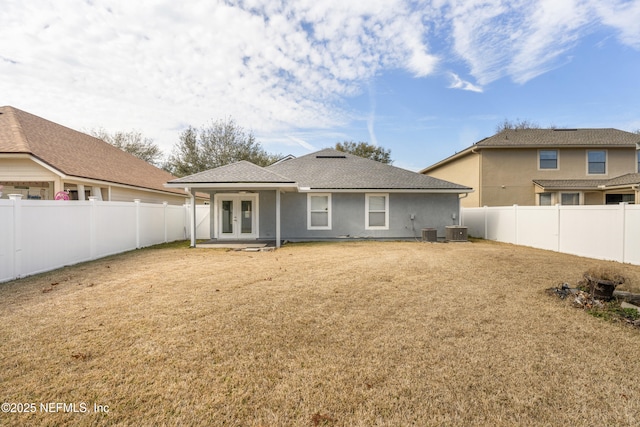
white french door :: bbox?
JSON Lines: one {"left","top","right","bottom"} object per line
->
{"left": 215, "top": 194, "right": 259, "bottom": 239}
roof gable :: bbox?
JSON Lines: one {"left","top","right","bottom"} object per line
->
{"left": 0, "top": 106, "right": 185, "bottom": 196}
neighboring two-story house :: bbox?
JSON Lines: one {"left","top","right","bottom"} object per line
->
{"left": 421, "top": 128, "right": 640, "bottom": 207}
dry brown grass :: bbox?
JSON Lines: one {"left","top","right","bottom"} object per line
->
{"left": 1, "top": 240, "right": 640, "bottom": 426}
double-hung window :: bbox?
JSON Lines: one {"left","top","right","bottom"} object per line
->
{"left": 539, "top": 150, "right": 558, "bottom": 169}
{"left": 308, "top": 193, "right": 331, "bottom": 229}
{"left": 587, "top": 150, "right": 606, "bottom": 174}
{"left": 637, "top": 150, "right": 639, "bottom": 173}
{"left": 365, "top": 193, "right": 389, "bottom": 229}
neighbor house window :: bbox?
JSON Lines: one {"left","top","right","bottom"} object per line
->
{"left": 587, "top": 150, "right": 606, "bottom": 174}
{"left": 308, "top": 193, "right": 331, "bottom": 229}
{"left": 539, "top": 150, "right": 558, "bottom": 169}
{"left": 561, "top": 192, "right": 580, "bottom": 205}
{"left": 539, "top": 193, "right": 553, "bottom": 206}
{"left": 637, "top": 150, "right": 639, "bottom": 173}
{"left": 365, "top": 193, "right": 389, "bottom": 229}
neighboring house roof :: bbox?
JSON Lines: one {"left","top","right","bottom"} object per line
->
{"left": 0, "top": 106, "right": 187, "bottom": 196}
{"left": 421, "top": 128, "right": 640, "bottom": 173}
{"left": 168, "top": 148, "right": 472, "bottom": 192}
{"left": 534, "top": 173, "right": 640, "bottom": 190}
{"left": 475, "top": 128, "right": 640, "bottom": 148}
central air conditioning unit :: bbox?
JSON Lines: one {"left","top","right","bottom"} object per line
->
{"left": 446, "top": 226, "right": 468, "bottom": 242}
{"left": 421, "top": 228, "right": 437, "bottom": 242}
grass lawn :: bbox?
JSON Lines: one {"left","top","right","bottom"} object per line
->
{"left": 1, "top": 240, "right": 640, "bottom": 426}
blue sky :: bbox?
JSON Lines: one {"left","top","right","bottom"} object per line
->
{"left": 1, "top": 0, "right": 639, "bottom": 171}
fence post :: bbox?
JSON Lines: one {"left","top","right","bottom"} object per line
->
{"left": 134, "top": 199, "right": 141, "bottom": 249}
{"left": 556, "top": 204, "right": 561, "bottom": 252}
{"left": 163, "top": 202, "right": 168, "bottom": 243}
{"left": 483, "top": 206, "right": 488, "bottom": 239}
{"left": 620, "top": 202, "right": 626, "bottom": 263}
{"left": 9, "top": 194, "right": 22, "bottom": 280}
{"left": 513, "top": 204, "right": 518, "bottom": 244}
{"left": 89, "top": 197, "right": 97, "bottom": 260}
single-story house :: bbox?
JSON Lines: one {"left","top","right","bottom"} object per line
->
{"left": 166, "top": 149, "right": 473, "bottom": 247}
{"left": 0, "top": 106, "right": 206, "bottom": 205}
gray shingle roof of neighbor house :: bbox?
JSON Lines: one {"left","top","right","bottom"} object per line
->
{"left": 605, "top": 173, "right": 640, "bottom": 187}
{"left": 532, "top": 179, "right": 611, "bottom": 189}
{"left": 533, "top": 173, "right": 640, "bottom": 190}
{"left": 169, "top": 148, "right": 473, "bottom": 192}
{"left": 421, "top": 128, "right": 640, "bottom": 174}
{"left": 475, "top": 128, "right": 640, "bottom": 147}
{"left": 0, "top": 106, "right": 188, "bottom": 196}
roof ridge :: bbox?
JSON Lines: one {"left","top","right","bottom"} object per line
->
{"left": 1, "top": 106, "right": 31, "bottom": 152}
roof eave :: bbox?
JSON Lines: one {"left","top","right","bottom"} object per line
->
{"left": 419, "top": 146, "right": 478, "bottom": 174}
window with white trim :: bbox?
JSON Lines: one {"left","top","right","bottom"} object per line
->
{"left": 365, "top": 193, "right": 389, "bottom": 230}
{"left": 637, "top": 150, "right": 639, "bottom": 173}
{"left": 307, "top": 193, "right": 331, "bottom": 229}
{"left": 587, "top": 150, "right": 606, "bottom": 174}
{"left": 539, "top": 150, "right": 558, "bottom": 169}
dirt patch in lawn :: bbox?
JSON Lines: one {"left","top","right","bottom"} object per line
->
{"left": 1, "top": 240, "right": 640, "bottom": 426}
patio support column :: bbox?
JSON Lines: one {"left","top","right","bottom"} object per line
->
{"left": 275, "top": 190, "right": 281, "bottom": 248}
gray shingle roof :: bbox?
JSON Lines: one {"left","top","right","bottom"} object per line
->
{"left": 604, "top": 173, "right": 640, "bottom": 187}
{"left": 168, "top": 161, "right": 295, "bottom": 184}
{"left": 169, "top": 148, "right": 472, "bottom": 191}
{"left": 532, "top": 179, "right": 610, "bottom": 189}
{"left": 266, "top": 149, "right": 471, "bottom": 190}
{"left": 477, "top": 128, "right": 640, "bottom": 147}
{"left": 534, "top": 173, "right": 640, "bottom": 189}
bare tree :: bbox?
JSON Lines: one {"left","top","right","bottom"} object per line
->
{"left": 90, "top": 128, "right": 164, "bottom": 166}
{"left": 165, "top": 118, "right": 281, "bottom": 177}
{"left": 334, "top": 141, "right": 393, "bottom": 164}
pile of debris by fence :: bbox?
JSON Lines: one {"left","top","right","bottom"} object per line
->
{"left": 547, "top": 271, "right": 640, "bottom": 328}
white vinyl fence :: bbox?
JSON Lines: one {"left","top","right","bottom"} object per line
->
{"left": 461, "top": 204, "right": 640, "bottom": 266}
{"left": 0, "top": 195, "right": 210, "bottom": 283}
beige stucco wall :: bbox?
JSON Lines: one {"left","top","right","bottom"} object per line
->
{"left": 424, "top": 152, "right": 480, "bottom": 208}
{"left": 109, "top": 186, "right": 190, "bottom": 205}
{"left": 481, "top": 147, "right": 638, "bottom": 206}
{"left": 481, "top": 149, "right": 538, "bottom": 206}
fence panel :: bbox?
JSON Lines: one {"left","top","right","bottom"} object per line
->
{"left": 195, "top": 205, "right": 210, "bottom": 239}
{"left": 559, "top": 206, "right": 624, "bottom": 262}
{"left": 0, "top": 197, "right": 199, "bottom": 283}
{"left": 462, "top": 204, "right": 639, "bottom": 265}
{"left": 19, "top": 200, "right": 92, "bottom": 277}
{"left": 0, "top": 202, "right": 15, "bottom": 282}
{"left": 166, "top": 205, "right": 187, "bottom": 242}
{"left": 487, "top": 207, "right": 516, "bottom": 243}
{"left": 94, "top": 202, "right": 137, "bottom": 257}
{"left": 138, "top": 203, "right": 166, "bottom": 248}
{"left": 516, "top": 206, "right": 559, "bottom": 251}
{"left": 625, "top": 206, "right": 640, "bottom": 265}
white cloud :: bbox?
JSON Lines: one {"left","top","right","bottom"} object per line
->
{"left": 0, "top": 0, "right": 440, "bottom": 153}
{"left": 0, "top": 0, "right": 637, "bottom": 158}
{"left": 594, "top": 0, "right": 640, "bottom": 49}
{"left": 448, "top": 72, "right": 483, "bottom": 93}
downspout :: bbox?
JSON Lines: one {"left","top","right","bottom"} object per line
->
{"left": 458, "top": 192, "right": 469, "bottom": 226}
{"left": 471, "top": 147, "right": 482, "bottom": 207}
{"left": 185, "top": 187, "right": 196, "bottom": 248}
